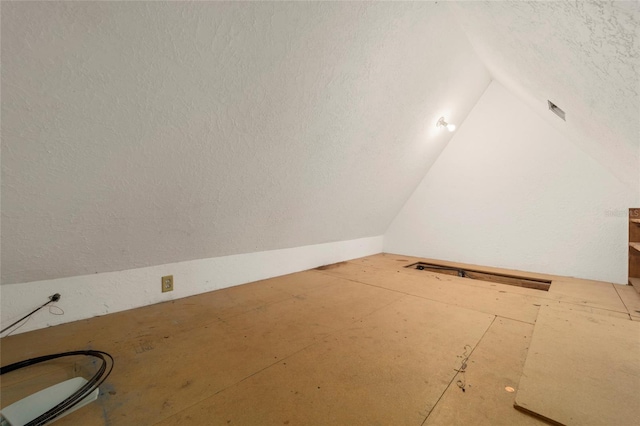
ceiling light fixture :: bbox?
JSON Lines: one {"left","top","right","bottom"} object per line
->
{"left": 436, "top": 117, "right": 456, "bottom": 132}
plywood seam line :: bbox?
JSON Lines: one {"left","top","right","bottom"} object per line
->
{"left": 146, "top": 341, "right": 320, "bottom": 426}
{"left": 612, "top": 283, "right": 634, "bottom": 321}
{"left": 420, "top": 316, "right": 497, "bottom": 426}
{"left": 348, "top": 296, "right": 411, "bottom": 326}
{"left": 214, "top": 342, "right": 316, "bottom": 398}
{"left": 211, "top": 281, "right": 348, "bottom": 326}
{"left": 130, "top": 280, "right": 350, "bottom": 341}
{"left": 493, "top": 315, "right": 539, "bottom": 326}
{"left": 536, "top": 299, "right": 630, "bottom": 317}
{"left": 149, "top": 293, "right": 409, "bottom": 423}
{"left": 311, "top": 269, "right": 416, "bottom": 297}
{"left": 340, "top": 262, "right": 632, "bottom": 316}
{"left": 611, "top": 284, "right": 631, "bottom": 320}
{"left": 311, "top": 269, "right": 539, "bottom": 325}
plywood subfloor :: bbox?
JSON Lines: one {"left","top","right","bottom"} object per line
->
{"left": 515, "top": 305, "right": 640, "bottom": 425}
{"left": 157, "top": 296, "right": 494, "bottom": 425}
{"left": 1, "top": 253, "right": 637, "bottom": 425}
{"left": 615, "top": 283, "right": 640, "bottom": 318}
{"left": 424, "top": 317, "right": 540, "bottom": 426}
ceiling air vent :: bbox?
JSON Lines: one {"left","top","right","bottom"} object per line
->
{"left": 547, "top": 100, "right": 565, "bottom": 121}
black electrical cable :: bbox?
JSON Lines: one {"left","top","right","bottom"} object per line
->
{"left": 0, "top": 294, "right": 61, "bottom": 335}
{"left": 416, "top": 264, "right": 466, "bottom": 277}
{"left": 31, "top": 352, "right": 111, "bottom": 426}
{"left": 0, "top": 350, "right": 114, "bottom": 426}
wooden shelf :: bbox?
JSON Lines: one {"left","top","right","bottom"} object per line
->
{"left": 629, "top": 209, "right": 640, "bottom": 283}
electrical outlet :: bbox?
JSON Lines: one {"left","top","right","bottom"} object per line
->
{"left": 162, "top": 275, "right": 174, "bottom": 293}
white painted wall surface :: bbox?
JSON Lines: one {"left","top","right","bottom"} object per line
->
{"left": 452, "top": 1, "right": 640, "bottom": 192}
{"left": 0, "top": 236, "right": 383, "bottom": 335}
{"left": 384, "top": 81, "right": 635, "bottom": 284}
{"left": 1, "top": 2, "right": 490, "bottom": 285}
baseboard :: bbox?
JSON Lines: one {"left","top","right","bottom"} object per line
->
{"left": 0, "top": 236, "right": 383, "bottom": 335}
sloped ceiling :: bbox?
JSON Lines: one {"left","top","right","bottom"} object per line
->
{"left": 1, "top": 2, "right": 490, "bottom": 284}
{"left": 451, "top": 1, "right": 640, "bottom": 192}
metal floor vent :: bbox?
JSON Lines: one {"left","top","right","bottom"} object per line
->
{"left": 406, "top": 262, "right": 551, "bottom": 291}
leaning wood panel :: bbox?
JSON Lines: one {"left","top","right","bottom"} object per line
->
{"left": 514, "top": 305, "right": 640, "bottom": 425}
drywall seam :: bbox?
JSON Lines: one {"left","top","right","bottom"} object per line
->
{"left": 0, "top": 236, "right": 383, "bottom": 335}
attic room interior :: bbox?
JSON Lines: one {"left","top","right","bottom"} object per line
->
{"left": 1, "top": 1, "right": 639, "bottom": 425}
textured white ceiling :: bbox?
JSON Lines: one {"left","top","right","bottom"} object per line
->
{"left": 452, "top": 0, "right": 640, "bottom": 191}
{"left": 1, "top": 2, "right": 490, "bottom": 284}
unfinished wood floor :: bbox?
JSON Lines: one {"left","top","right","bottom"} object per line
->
{"left": 1, "top": 253, "right": 639, "bottom": 425}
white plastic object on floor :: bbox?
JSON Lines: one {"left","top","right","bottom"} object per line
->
{"left": 0, "top": 377, "right": 99, "bottom": 426}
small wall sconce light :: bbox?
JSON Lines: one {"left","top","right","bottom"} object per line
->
{"left": 436, "top": 117, "right": 456, "bottom": 132}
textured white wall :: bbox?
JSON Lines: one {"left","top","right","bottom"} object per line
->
{"left": 452, "top": 1, "right": 640, "bottom": 191}
{"left": 384, "top": 81, "right": 635, "bottom": 284}
{"left": 1, "top": 2, "right": 490, "bottom": 284}
{"left": 0, "top": 236, "right": 383, "bottom": 335}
